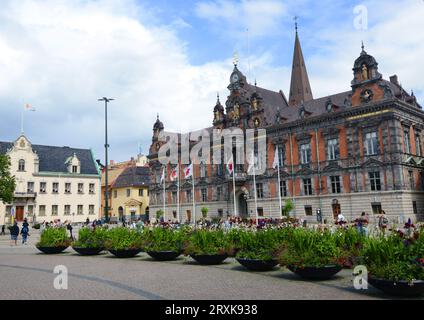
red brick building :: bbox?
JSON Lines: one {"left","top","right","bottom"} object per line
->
{"left": 148, "top": 30, "right": 424, "bottom": 224}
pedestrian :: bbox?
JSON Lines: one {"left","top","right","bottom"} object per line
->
{"left": 21, "top": 223, "right": 29, "bottom": 245}
{"left": 337, "top": 212, "right": 347, "bottom": 226}
{"left": 86, "top": 217, "right": 90, "bottom": 225}
{"left": 22, "top": 218, "right": 29, "bottom": 230}
{"left": 10, "top": 222, "right": 19, "bottom": 246}
{"left": 378, "top": 210, "right": 389, "bottom": 234}
{"left": 1, "top": 224, "right": 5, "bottom": 235}
{"left": 67, "top": 222, "right": 74, "bottom": 240}
{"left": 356, "top": 212, "right": 369, "bottom": 236}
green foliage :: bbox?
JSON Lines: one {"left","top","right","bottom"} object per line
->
{"left": 37, "top": 227, "right": 71, "bottom": 248}
{"left": 334, "top": 226, "right": 366, "bottom": 265}
{"left": 0, "top": 155, "right": 16, "bottom": 204}
{"left": 104, "top": 227, "right": 142, "bottom": 250}
{"left": 184, "top": 229, "right": 230, "bottom": 255}
{"left": 142, "top": 226, "right": 189, "bottom": 252}
{"left": 73, "top": 227, "right": 108, "bottom": 248}
{"left": 201, "top": 207, "right": 209, "bottom": 218}
{"left": 228, "top": 228, "right": 292, "bottom": 260}
{"left": 156, "top": 210, "right": 164, "bottom": 220}
{"left": 32, "top": 224, "right": 41, "bottom": 230}
{"left": 278, "top": 228, "right": 345, "bottom": 268}
{"left": 282, "top": 199, "right": 294, "bottom": 217}
{"left": 361, "top": 230, "right": 424, "bottom": 282}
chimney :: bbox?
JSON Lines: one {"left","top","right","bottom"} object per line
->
{"left": 390, "top": 75, "right": 399, "bottom": 86}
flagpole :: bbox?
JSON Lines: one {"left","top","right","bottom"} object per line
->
{"left": 21, "top": 107, "right": 24, "bottom": 134}
{"left": 163, "top": 166, "right": 166, "bottom": 221}
{"left": 277, "top": 146, "right": 283, "bottom": 219}
{"left": 192, "top": 166, "right": 196, "bottom": 228}
{"left": 253, "top": 153, "right": 258, "bottom": 226}
{"left": 233, "top": 165, "right": 237, "bottom": 217}
{"left": 177, "top": 163, "right": 180, "bottom": 223}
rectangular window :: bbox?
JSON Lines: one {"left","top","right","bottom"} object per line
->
{"left": 365, "top": 132, "right": 379, "bottom": 156}
{"left": 275, "top": 145, "right": 285, "bottom": 167}
{"left": 64, "top": 205, "right": 71, "bottom": 216}
{"left": 415, "top": 134, "right": 422, "bottom": 156}
{"left": 78, "top": 183, "right": 84, "bottom": 194}
{"left": 114, "top": 190, "right": 118, "bottom": 198}
{"left": 327, "top": 139, "right": 339, "bottom": 161}
{"left": 305, "top": 205, "right": 313, "bottom": 216}
{"left": 330, "top": 176, "right": 341, "bottom": 194}
{"left": 279, "top": 180, "right": 288, "bottom": 197}
{"left": 139, "top": 189, "right": 144, "bottom": 197}
{"left": 72, "top": 165, "right": 78, "bottom": 173}
{"left": 409, "top": 171, "right": 415, "bottom": 190}
{"left": 371, "top": 203, "right": 382, "bottom": 215}
{"left": 186, "top": 190, "right": 192, "bottom": 203}
{"left": 369, "top": 172, "right": 382, "bottom": 191}
{"left": 200, "top": 164, "right": 206, "bottom": 178}
{"left": 52, "top": 205, "right": 58, "bottom": 216}
{"left": 27, "top": 205, "right": 34, "bottom": 216}
{"left": 201, "top": 188, "right": 207, "bottom": 202}
{"left": 217, "top": 187, "right": 222, "bottom": 201}
{"left": 89, "top": 183, "right": 95, "bottom": 194}
{"left": 404, "top": 130, "right": 411, "bottom": 154}
{"left": 89, "top": 205, "right": 95, "bottom": 215}
{"left": 39, "top": 205, "right": 46, "bottom": 217}
{"left": 40, "top": 182, "right": 47, "bottom": 194}
{"left": 256, "top": 183, "right": 264, "bottom": 199}
{"left": 77, "top": 205, "right": 83, "bottom": 215}
{"left": 303, "top": 178, "right": 313, "bottom": 196}
{"left": 53, "top": 183, "right": 59, "bottom": 194}
{"left": 126, "top": 189, "right": 131, "bottom": 197}
{"left": 172, "top": 191, "right": 177, "bottom": 204}
{"left": 413, "top": 201, "right": 418, "bottom": 215}
{"left": 27, "top": 182, "right": 34, "bottom": 193}
{"left": 257, "top": 208, "right": 264, "bottom": 217}
{"left": 300, "top": 144, "right": 311, "bottom": 164}
{"left": 65, "top": 183, "right": 71, "bottom": 194}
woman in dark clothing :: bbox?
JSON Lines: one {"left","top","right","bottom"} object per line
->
{"left": 21, "top": 224, "right": 29, "bottom": 245}
{"left": 10, "top": 222, "right": 19, "bottom": 246}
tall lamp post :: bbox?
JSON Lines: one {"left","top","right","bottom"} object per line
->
{"left": 98, "top": 97, "right": 114, "bottom": 223}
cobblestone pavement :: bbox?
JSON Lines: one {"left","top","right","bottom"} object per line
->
{"left": 0, "top": 233, "right": 420, "bottom": 300}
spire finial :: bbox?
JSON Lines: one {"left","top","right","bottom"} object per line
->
{"left": 361, "top": 41, "right": 365, "bottom": 52}
{"left": 217, "top": 92, "right": 220, "bottom": 103}
{"left": 233, "top": 51, "right": 239, "bottom": 67}
{"left": 294, "top": 16, "right": 298, "bottom": 33}
{"left": 254, "top": 79, "right": 257, "bottom": 87}
{"left": 157, "top": 113, "right": 159, "bottom": 120}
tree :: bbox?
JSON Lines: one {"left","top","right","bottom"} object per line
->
{"left": 0, "top": 155, "right": 16, "bottom": 204}
{"left": 156, "top": 209, "right": 164, "bottom": 220}
{"left": 201, "top": 207, "right": 209, "bottom": 219}
{"left": 282, "top": 199, "right": 294, "bottom": 217}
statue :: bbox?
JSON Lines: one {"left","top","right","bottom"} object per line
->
{"left": 234, "top": 104, "right": 240, "bottom": 119}
{"left": 362, "top": 64, "right": 369, "bottom": 80}
{"left": 214, "top": 111, "right": 220, "bottom": 121}
{"left": 252, "top": 98, "right": 258, "bottom": 111}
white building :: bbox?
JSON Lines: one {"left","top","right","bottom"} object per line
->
{"left": 0, "top": 135, "right": 101, "bottom": 224}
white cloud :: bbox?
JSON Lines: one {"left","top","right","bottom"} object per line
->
{"left": 0, "top": 0, "right": 230, "bottom": 162}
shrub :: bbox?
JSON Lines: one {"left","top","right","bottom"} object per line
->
{"left": 201, "top": 207, "right": 209, "bottom": 219}
{"left": 278, "top": 228, "right": 346, "bottom": 268}
{"left": 32, "top": 224, "right": 41, "bottom": 230}
{"left": 104, "top": 227, "right": 142, "bottom": 250}
{"left": 37, "top": 227, "right": 71, "bottom": 248}
{"left": 156, "top": 210, "right": 164, "bottom": 220}
{"left": 72, "top": 227, "right": 108, "bottom": 248}
{"left": 361, "top": 229, "right": 424, "bottom": 282}
{"left": 184, "top": 229, "right": 229, "bottom": 256}
{"left": 334, "top": 226, "right": 366, "bottom": 267}
{"left": 142, "top": 226, "right": 189, "bottom": 252}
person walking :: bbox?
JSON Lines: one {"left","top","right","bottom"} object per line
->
{"left": 337, "top": 212, "right": 347, "bottom": 226}
{"left": 21, "top": 223, "right": 29, "bottom": 245}
{"left": 10, "top": 222, "right": 19, "bottom": 246}
{"left": 1, "top": 224, "right": 5, "bottom": 235}
{"left": 67, "top": 222, "right": 74, "bottom": 240}
{"left": 378, "top": 210, "right": 389, "bottom": 234}
{"left": 356, "top": 212, "right": 369, "bottom": 237}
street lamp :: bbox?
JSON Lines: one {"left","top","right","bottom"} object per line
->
{"left": 98, "top": 97, "right": 114, "bottom": 223}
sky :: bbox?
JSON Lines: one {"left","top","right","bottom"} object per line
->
{"left": 0, "top": 0, "right": 423, "bottom": 163}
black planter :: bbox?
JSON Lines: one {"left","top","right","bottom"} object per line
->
{"left": 287, "top": 265, "right": 343, "bottom": 280}
{"left": 72, "top": 247, "right": 104, "bottom": 256}
{"left": 147, "top": 251, "right": 182, "bottom": 261}
{"left": 236, "top": 258, "right": 279, "bottom": 271}
{"left": 109, "top": 249, "right": 142, "bottom": 258}
{"left": 36, "top": 246, "right": 68, "bottom": 255}
{"left": 368, "top": 276, "right": 424, "bottom": 297}
{"left": 190, "top": 254, "right": 228, "bottom": 265}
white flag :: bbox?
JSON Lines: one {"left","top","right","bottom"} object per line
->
{"left": 160, "top": 167, "right": 165, "bottom": 183}
{"left": 247, "top": 152, "right": 255, "bottom": 174}
{"left": 273, "top": 148, "right": 279, "bottom": 169}
{"left": 226, "top": 157, "right": 234, "bottom": 175}
{"left": 184, "top": 164, "right": 193, "bottom": 179}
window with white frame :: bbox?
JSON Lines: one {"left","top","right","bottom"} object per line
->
{"left": 415, "top": 134, "right": 422, "bottom": 156}
{"left": 330, "top": 176, "right": 341, "bottom": 194}
{"left": 40, "top": 182, "right": 47, "bottom": 194}
{"left": 64, "top": 205, "right": 71, "bottom": 215}
{"left": 52, "top": 205, "right": 58, "bottom": 216}
{"left": 404, "top": 129, "right": 411, "bottom": 154}
{"left": 39, "top": 205, "right": 46, "bottom": 216}
{"left": 369, "top": 172, "right": 382, "bottom": 191}
{"left": 65, "top": 183, "right": 71, "bottom": 194}
{"left": 303, "top": 178, "right": 313, "bottom": 195}
{"left": 77, "top": 205, "right": 83, "bottom": 215}
{"left": 327, "top": 139, "right": 339, "bottom": 161}
{"left": 365, "top": 132, "right": 379, "bottom": 156}
{"left": 300, "top": 143, "right": 311, "bottom": 164}
{"left": 18, "top": 159, "right": 25, "bottom": 172}
{"left": 27, "top": 182, "right": 34, "bottom": 193}
{"left": 89, "top": 205, "right": 95, "bottom": 215}
{"left": 78, "top": 183, "right": 84, "bottom": 194}
{"left": 89, "top": 183, "right": 95, "bottom": 194}
{"left": 201, "top": 188, "right": 207, "bottom": 202}
{"left": 279, "top": 180, "right": 288, "bottom": 197}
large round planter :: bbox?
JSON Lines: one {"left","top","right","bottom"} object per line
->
{"left": 190, "top": 254, "right": 228, "bottom": 265}
{"left": 36, "top": 246, "right": 68, "bottom": 255}
{"left": 147, "top": 251, "right": 182, "bottom": 261}
{"left": 236, "top": 258, "right": 279, "bottom": 271}
{"left": 109, "top": 249, "right": 142, "bottom": 258}
{"left": 368, "top": 276, "right": 424, "bottom": 297}
{"left": 287, "top": 265, "right": 343, "bottom": 280}
{"left": 72, "top": 247, "right": 104, "bottom": 256}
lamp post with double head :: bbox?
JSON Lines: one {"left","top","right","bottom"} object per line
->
{"left": 98, "top": 97, "right": 114, "bottom": 223}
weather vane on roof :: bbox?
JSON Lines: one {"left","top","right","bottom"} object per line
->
{"left": 294, "top": 16, "right": 298, "bottom": 32}
{"left": 233, "top": 50, "right": 239, "bottom": 67}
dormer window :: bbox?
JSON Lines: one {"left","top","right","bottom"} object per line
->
{"left": 18, "top": 159, "right": 25, "bottom": 172}
{"left": 66, "top": 153, "right": 81, "bottom": 174}
{"left": 72, "top": 166, "right": 78, "bottom": 173}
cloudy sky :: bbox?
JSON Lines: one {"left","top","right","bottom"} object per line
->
{"left": 0, "top": 0, "right": 423, "bottom": 163}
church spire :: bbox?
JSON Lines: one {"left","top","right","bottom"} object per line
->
{"left": 288, "top": 20, "right": 313, "bottom": 107}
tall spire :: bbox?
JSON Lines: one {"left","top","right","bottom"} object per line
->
{"left": 288, "top": 20, "right": 313, "bottom": 107}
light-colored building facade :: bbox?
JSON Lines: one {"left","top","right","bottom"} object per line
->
{"left": 0, "top": 135, "right": 101, "bottom": 224}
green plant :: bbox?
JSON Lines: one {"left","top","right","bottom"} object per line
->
{"left": 278, "top": 228, "right": 346, "bottom": 268}
{"left": 201, "top": 207, "right": 209, "bottom": 219}
{"left": 0, "top": 155, "right": 16, "bottom": 204}
{"left": 37, "top": 227, "right": 71, "bottom": 247}
{"left": 334, "top": 226, "right": 366, "bottom": 267}
{"left": 32, "top": 224, "right": 41, "bottom": 230}
{"left": 104, "top": 227, "right": 142, "bottom": 250}
{"left": 156, "top": 210, "right": 164, "bottom": 220}
{"left": 142, "top": 226, "right": 189, "bottom": 252}
{"left": 361, "top": 230, "right": 424, "bottom": 282}
{"left": 184, "top": 229, "right": 230, "bottom": 256}
{"left": 282, "top": 199, "right": 294, "bottom": 217}
{"left": 73, "top": 227, "right": 108, "bottom": 248}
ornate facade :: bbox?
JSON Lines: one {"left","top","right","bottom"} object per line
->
{"left": 148, "top": 30, "right": 424, "bottom": 224}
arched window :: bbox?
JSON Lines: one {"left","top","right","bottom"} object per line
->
{"left": 18, "top": 159, "right": 25, "bottom": 172}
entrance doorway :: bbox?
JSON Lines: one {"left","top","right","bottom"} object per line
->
{"left": 238, "top": 194, "right": 248, "bottom": 218}
{"left": 16, "top": 206, "right": 24, "bottom": 222}
{"left": 118, "top": 207, "right": 124, "bottom": 222}
{"left": 332, "top": 200, "right": 341, "bottom": 220}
